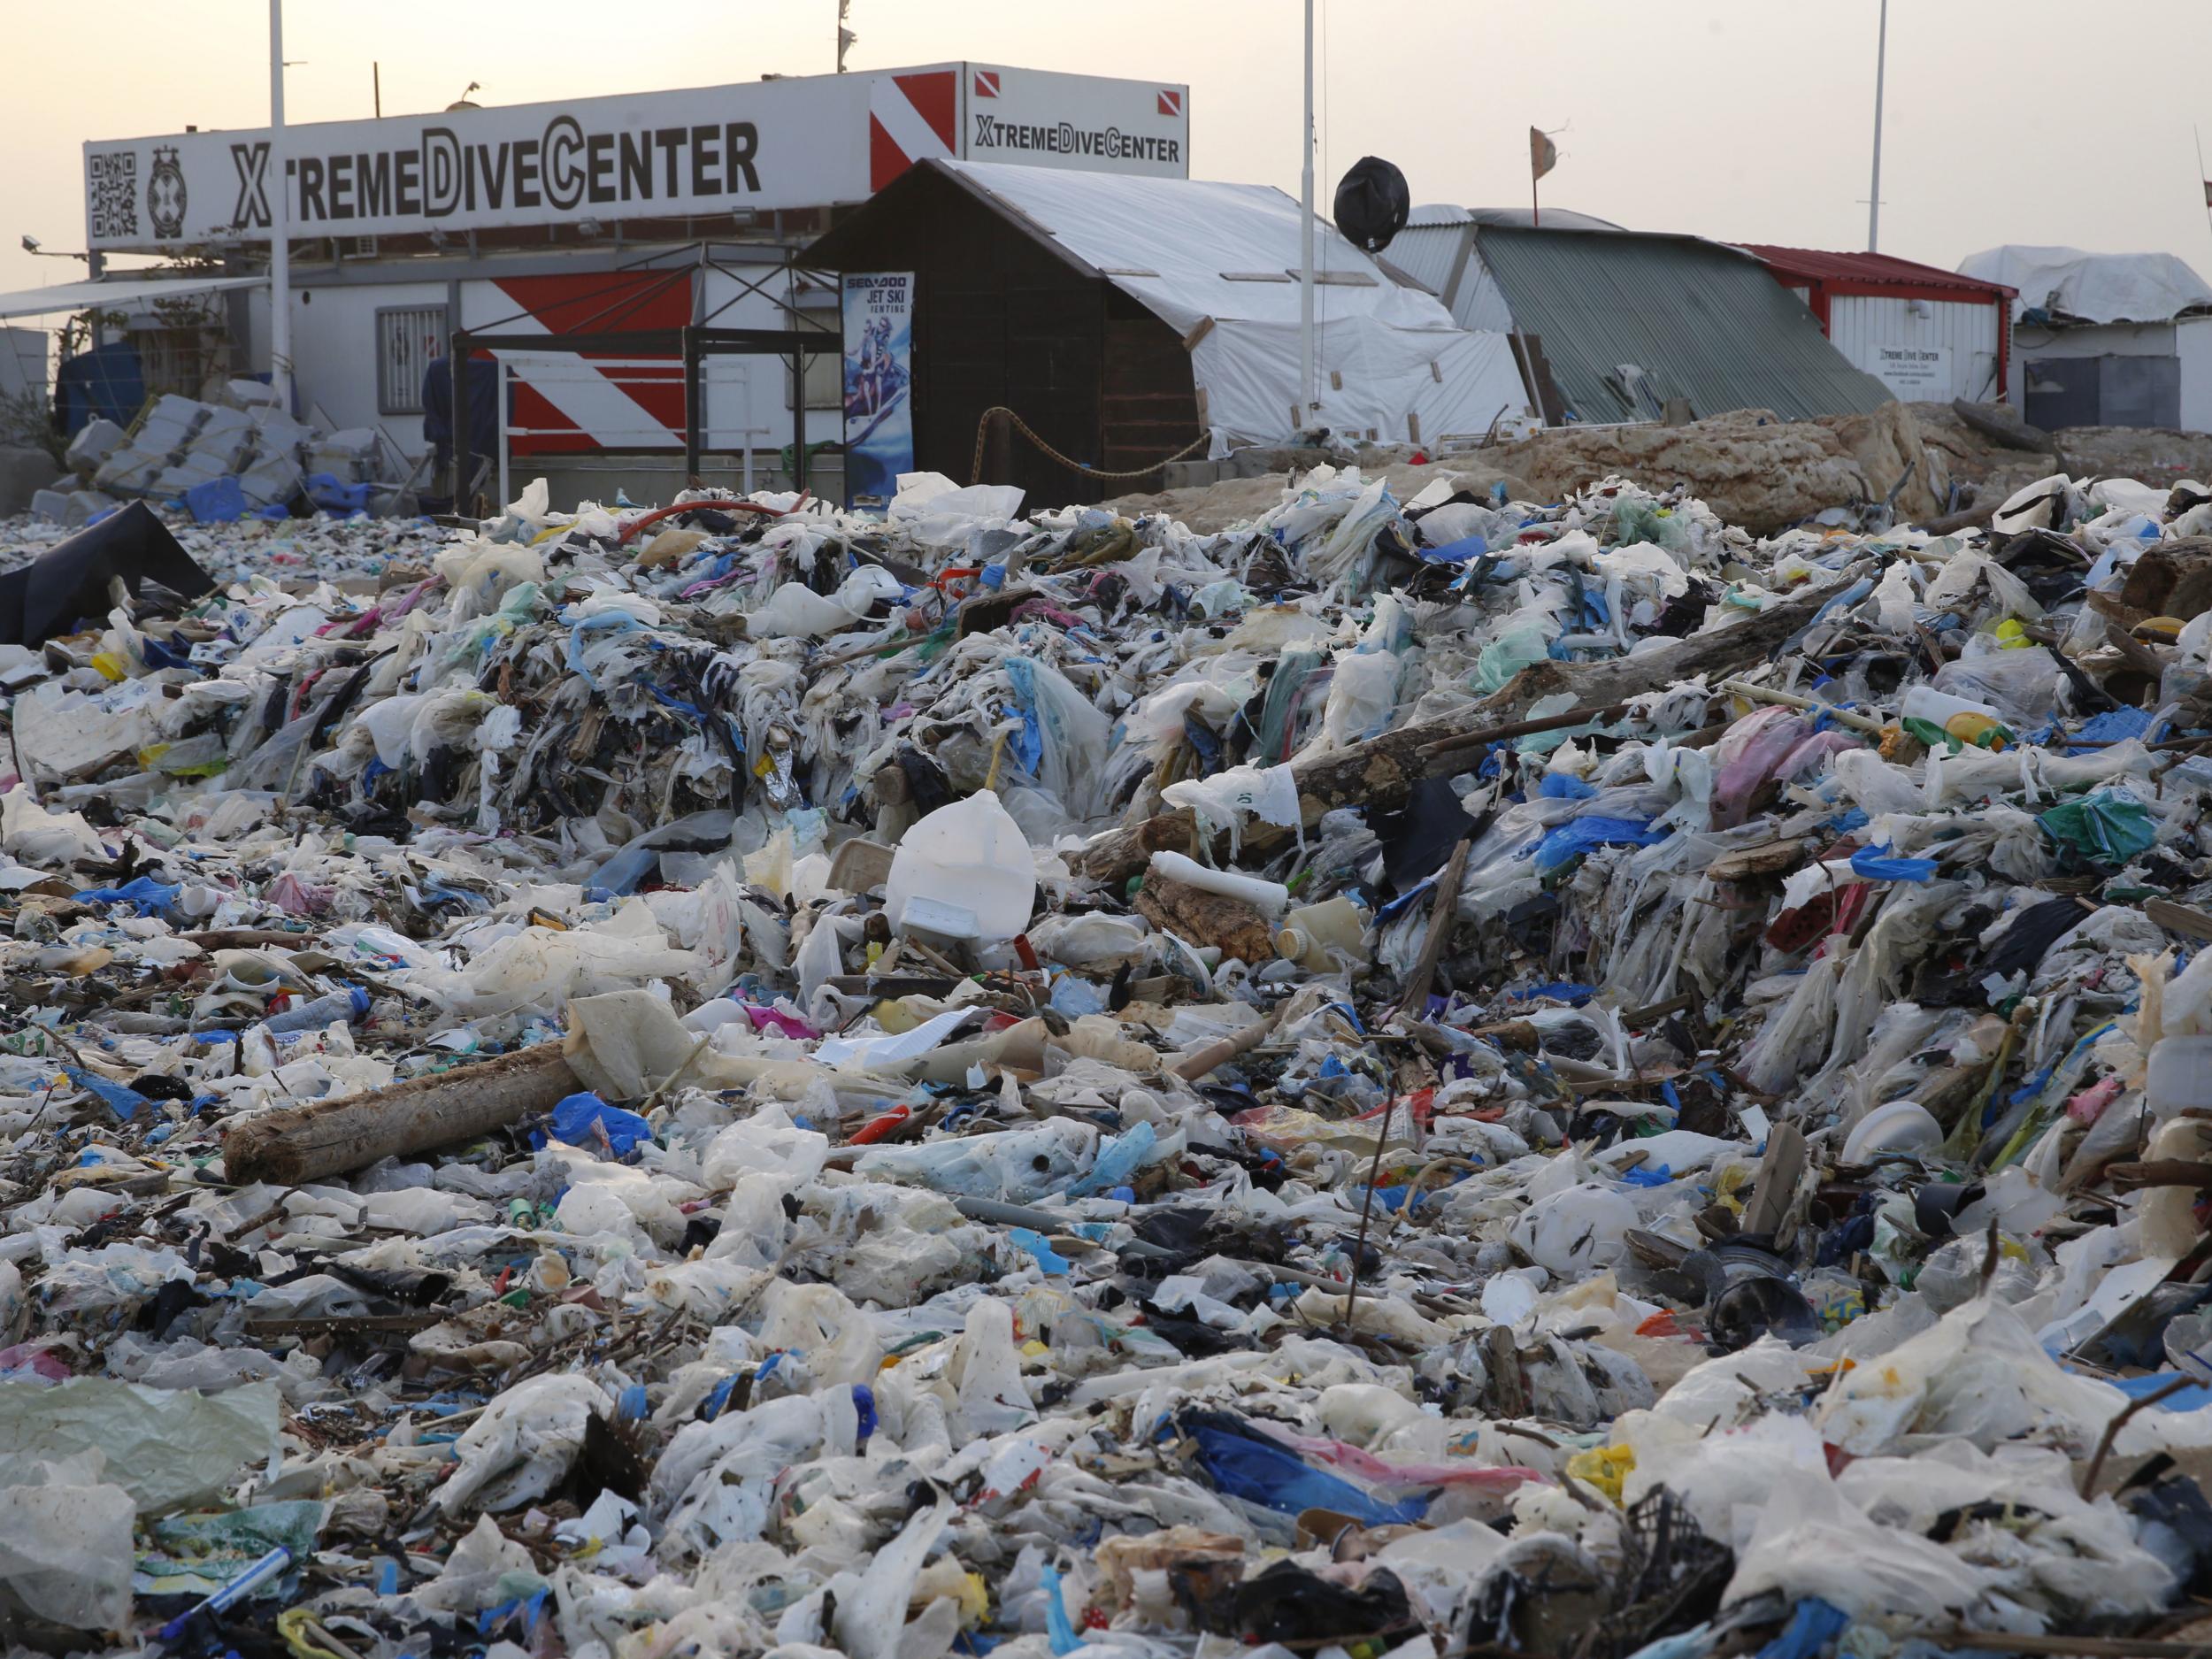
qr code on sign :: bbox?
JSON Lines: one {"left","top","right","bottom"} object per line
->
{"left": 88, "top": 151, "right": 138, "bottom": 240}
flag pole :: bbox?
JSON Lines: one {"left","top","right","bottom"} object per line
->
{"left": 1297, "top": 0, "right": 1315, "bottom": 424}
{"left": 1867, "top": 0, "right": 1887, "bottom": 252}
{"left": 269, "top": 0, "right": 291, "bottom": 409}
{"left": 2197, "top": 126, "right": 2212, "bottom": 246}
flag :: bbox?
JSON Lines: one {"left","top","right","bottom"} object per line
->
{"left": 1531, "top": 127, "right": 1558, "bottom": 182}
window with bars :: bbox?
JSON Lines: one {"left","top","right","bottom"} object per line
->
{"left": 376, "top": 304, "right": 449, "bottom": 416}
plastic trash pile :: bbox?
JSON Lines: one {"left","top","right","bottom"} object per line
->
{"left": 3, "top": 458, "right": 2212, "bottom": 1656}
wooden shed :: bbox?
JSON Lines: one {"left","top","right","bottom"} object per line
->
{"left": 803, "top": 158, "right": 1201, "bottom": 508}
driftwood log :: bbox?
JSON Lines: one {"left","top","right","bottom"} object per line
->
{"left": 1085, "top": 568, "right": 1857, "bottom": 883}
{"left": 223, "top": 1044, "right": 580, "bottom": 1187}
{"left": 1133, "top": 872, "right": 1277, "bottom": 964}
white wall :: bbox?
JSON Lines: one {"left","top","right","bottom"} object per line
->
{"left": 2177, "top": 317, "right": 2212, "bottom": 434}
{"left": 283, "top": 277, "right": 449, "bottom": 457}
{"left": 0, "top": 326, "right": 45, "bottom": 401}
{"left": 1826, "top": 294, "right": 2001, "bottom": 403}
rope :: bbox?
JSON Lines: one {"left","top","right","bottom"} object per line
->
{"left": 968, "top": 405, "right": 1210, "bottom": 487}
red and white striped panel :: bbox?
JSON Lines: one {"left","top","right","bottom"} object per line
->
{"left": 870, "top": 71, "right": 957, "bottom": 191}
{"left": 482, "top": 271, "right": 694, "bottom": 454}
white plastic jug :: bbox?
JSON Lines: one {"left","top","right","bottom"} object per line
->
{"left": 1277, "top": 895, "right": 1371, "bottom": 970}
{"left": 885, "top": 789, "right": 1037, "bottom": 942}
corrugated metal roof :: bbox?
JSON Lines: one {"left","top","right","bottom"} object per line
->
{"left": 1739, "top": 243, "right": 2014, "bottom": 299}
{"left": 1409, "top": 204, "right": 1624, "bottom": 232}
{"left": 1472, "top": 227, "right": 1895, "bottom": 424}
{"left": 1381, "top": 221, "right": 1468, "bottom": 300}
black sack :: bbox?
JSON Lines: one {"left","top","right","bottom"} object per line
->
{"left": 1333, "top": 157, "right": 1410, "bottom": 253}
{"left": 0, "top": 500, "right": 215, "bottom": 646}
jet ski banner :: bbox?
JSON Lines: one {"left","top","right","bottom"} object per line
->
{"left": 841, "top": 273, "right": 914, "bottom": 510}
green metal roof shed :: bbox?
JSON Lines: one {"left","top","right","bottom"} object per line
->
{"left": 1469, "top": 226, "right": 1896, "bottom": 425}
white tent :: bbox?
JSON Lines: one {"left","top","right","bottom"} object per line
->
{"left": 938, "top": 161, "right": 1528, "bottom": 455}
{"left": 1957, "top": 247, "right": 2212, "bottom": 325}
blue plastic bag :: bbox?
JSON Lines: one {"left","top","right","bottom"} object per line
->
{"left": 1065, "top": 1120, "right": 1156, "bottom": 1198}
{"left": 65, "top": 1068, "right": 150, "bottom": 1121}
{"left": 1847, "top": 844, "right": 1937, "bottom": 883}
{"left": 1532, "top": 816, "right": 1668, "bottom": 874}
{"left": 1178, "top": 1410, "right": 1427, "bottom": 1525}
{"left": 543, "top": 1091, "right": 655, "bottom": 1157}
{"left": 73, "top": 875, "right": 181, "bottom": 915}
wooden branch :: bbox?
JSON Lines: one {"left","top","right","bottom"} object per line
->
{"left": 1083, "top": 569, "right": 1856, "bottom": 884}
{"left": 222, "top": 1044, "right": 580, "bottom": 1186}
{"left": 1395, "top": 837, "right": 1472, "bottom": 1022}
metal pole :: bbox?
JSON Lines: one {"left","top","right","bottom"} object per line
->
{"left": 683, "top": 326, "right": 703, "bottom": 482}
{"left": 373, "top": 61, "right": 381, "bottom": 119}
{"left": 1867, "top": 0, "right": 1887, "bottom": 252}
{"left": 792, "top": 354, "right": 807, "bottom": 496}
{"left": 742, "top": 366, "right": 756, "bottom": 495}
{"left": 496, "top": 358, "right": 511, "bottom": 512}
{"left": 269, "top": 0, "right": 293, "bottom": 408}
{"left": 1297, "top": 0, "right": 1315, "bottom": 426}
{"left": 449, "top": 328, "right": 470, "bottom": 515}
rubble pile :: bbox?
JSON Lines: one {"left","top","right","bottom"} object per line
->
{"left": 33, "top": 380, "right": 410, "bottom": 529}
{"left": 1, "top": 455, "right": 2211, "bottom": 1656}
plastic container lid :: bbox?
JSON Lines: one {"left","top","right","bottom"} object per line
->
{"left": 1841, "top": 1099, "right": 1944, "bottom": 1164}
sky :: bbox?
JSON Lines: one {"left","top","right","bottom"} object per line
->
{"left": 4, "top": 0, "right": 2211, "bottom": 301}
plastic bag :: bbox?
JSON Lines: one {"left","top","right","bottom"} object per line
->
{"left": 1313, "top": 649, "right": 1403, "bottom": 751}
{"left": 440, "top": 1373, "right": 616, "bottom": 1514}
{"left": 1816, "top": 1295, "right": 2126, "bottom": 1456}
{"left": 2039, "top": 788, "right": 2158, "bottom": 865}
{"left": 1935, "top": 647, "right": 2070, "bottom": 726}
{"left": 0, "top": 1481, "right": 134, "bottom": 1629}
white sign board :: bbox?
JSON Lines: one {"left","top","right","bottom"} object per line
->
{"left": 83, "top": 64, "right": 1190, "bottom": 254}
{"left": 1872, "top": 343, "right": 1951, "bottom": 397}
{"left": 962, "top": 64, "right": 1188, "bottom": 177}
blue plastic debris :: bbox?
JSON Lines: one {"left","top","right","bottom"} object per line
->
{"left": 1178, "top": 1410, "right": 1427, "bottom": 1526}
{"left": 1847, "top": 844, "right": 1938, "bottom": 883}
{"left": 65, "top": 1067, "right": 150, "bottom": 1121}
{"left": 541, "top": 1091, "right": 656, "bottom": 1157}
{"left": 1532, "top": 815, "right": 1669, "bottom": 873}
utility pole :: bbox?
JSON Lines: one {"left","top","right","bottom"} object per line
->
{"left": 837, "top": 1, "right": 856, "bottom": 73}
{"left": 1867, "top": 0, "right": 1887, "bottom": 252}
{"left": 270, "top": 0, "right": 292, "bottom": 407}
{"left": 1297, "top": 0, "right": 1315, "bottom": 426}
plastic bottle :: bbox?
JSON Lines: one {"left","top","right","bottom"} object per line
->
{"left": 884, "top": 790, "right": 1037, "bottom": 941}
{"left": 1276, "top": 895, "right": 1370, "bottom": 970}
{"left": 264, "top": 985, "right": 371, "bottom": 1033}
{"left": 1899, "top": 685, "right": 2014, "bottom": 750}
{"left": 1148, "top": 849, "right": 1290, "bottom": 917}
